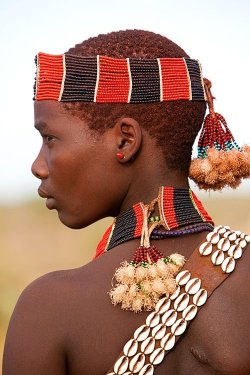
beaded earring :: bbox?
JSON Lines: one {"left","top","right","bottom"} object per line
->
{"left": 189, "top": 78, "right": 250, "bottom": 190}
{"left": 117, "top": 152, "right": 125, "bottom": 160}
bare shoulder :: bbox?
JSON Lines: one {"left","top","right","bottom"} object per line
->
{"left": 15, "top": 266, "right": 87, "bottom": 309}
{"left": 2, "top": 266, "right": 89, "bottom": 375}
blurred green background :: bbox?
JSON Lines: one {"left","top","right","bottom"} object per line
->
{"left": 1, "top": 195, "right": 250, "bottom": 371}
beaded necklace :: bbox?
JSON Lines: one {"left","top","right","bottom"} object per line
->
{"left": 95, "top": 187, "right": 213, "bottom": 257}
{"left": 95, "top": 186, "right": 214, "bottom": 313}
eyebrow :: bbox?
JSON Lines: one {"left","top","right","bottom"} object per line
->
{"left": 34, "top": 121, "right": 48, "bottom": 131}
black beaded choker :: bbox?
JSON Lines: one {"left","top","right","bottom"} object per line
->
{"left": 95, "top": 187, "right": 214, "bottom": 258}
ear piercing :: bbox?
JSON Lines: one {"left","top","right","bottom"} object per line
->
{"left": 117, "top": 152, "right": 125, "bottom": 160}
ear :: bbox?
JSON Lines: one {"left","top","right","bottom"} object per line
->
{"left": 113, "top": 117, "right": 142, "bottom": 163}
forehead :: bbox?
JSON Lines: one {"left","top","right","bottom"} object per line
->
{"left": 34, "top": 100, "right": 87, "bottom": 130}
{"left": 35, "top": 100, "right": 68, "bottom": 122}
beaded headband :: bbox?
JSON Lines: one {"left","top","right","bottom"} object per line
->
{"left": 34, "top": 52, "right": 205, "bottom": 103}
{"left": 33, "top": 52, "right": 250, "bottom": 190}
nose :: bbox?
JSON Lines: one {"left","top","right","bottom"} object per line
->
{"left": 31, "top": 150, "right": 49, "bottom": 180}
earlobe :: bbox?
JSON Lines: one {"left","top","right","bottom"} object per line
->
{"left": 115, "top": 117, "right": 142, "bottom": 163}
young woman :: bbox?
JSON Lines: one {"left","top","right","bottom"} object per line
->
{"left": 3, "top": 30, "right": 250, "bottom": 375}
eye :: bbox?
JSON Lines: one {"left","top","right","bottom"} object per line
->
{"left": 43, "top": 134, "right": 55, "bottom": 144}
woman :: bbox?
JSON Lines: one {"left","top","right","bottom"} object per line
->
{"left": 3, "top": 30, "right": 250, "bottom": 375}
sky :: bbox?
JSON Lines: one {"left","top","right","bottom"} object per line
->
{"left": 0, "top": 0, "right": 250, "bottom": 204}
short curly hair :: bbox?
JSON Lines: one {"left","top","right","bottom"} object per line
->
{"left": 63, "top": 30, "right": 206, "bottom": 173}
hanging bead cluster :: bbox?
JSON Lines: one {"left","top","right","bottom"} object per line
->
{"left": 197, "top": 112, "right": 240, "bottom": 159}
{"left": 131, "top": 245, "right": 172, "bottom": 266}
{"left": 190, "top": 78, "right": 250, "bottom": 190}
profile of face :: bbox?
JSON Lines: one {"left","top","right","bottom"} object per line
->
{"left": 32, "top": 101, "right": 135, "bottom": 229}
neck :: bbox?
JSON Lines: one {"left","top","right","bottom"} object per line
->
{"left": 119, "top": 169, "right": 189, "bottom": 214}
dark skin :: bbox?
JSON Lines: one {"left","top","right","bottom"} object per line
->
{"left": 3, "top": 101, "right": 250, "bottom": 374}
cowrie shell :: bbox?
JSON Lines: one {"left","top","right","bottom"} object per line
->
{"left": 228, "top": 232, "right": 237, "bottom": 242}
{"left": 141, "top": 337, "right": 155, "bottom": 355}
{"left": 218, "top": 238, "right": 230, "bottom": 252}
{"left": 199, "top": 241, "right": 213, "bottom": 256}
{"left": 170, "top": 285, "right": 180, "bottom": 300}
{"left": 160, "top": 332, "right": 175, "bottom": 351}
{"left": 161, "top": 309, "right": 177, "bottom": 326}
{"left": 193, "top": 289, "right": 208, "bottom": 307}
{"left": 152, "top": 324, "right": 167, "bottom": 340}
{"left": 235, "top": 238, "right": 247, "bottom": 248}
{"left": 206, "top": 232, "right": 220, "bottom": 244}
{"left": 129, "top": 353, "right": 145, "bottom": 373}
{"left": 240, "top": 232, "right": 246, "bottom": 239}
{"left": 175, "top": 270, "right": 191, "bottom": 286}
{"left": 224, "top": 225, "right": 231, "bottom": 230}
{"left": 150, "top": 348, "right": 165, "bottom": 365}
{"left": 123, "top": 339, "right": 138, "bottom": 357}
{"left": 223, "top": 230, "right": 231, "bottom": 238}
{"left": 239, "top": 239, "right": 247, "bottom": 248}
{"left": 228, "top": 245, "right": 242, "bottom": 259}
{"left": 174, "top": 293, "right": 190, "bottom": 312}
{"left": 221, "top": 257, "right": 235, "bottom": 273}
{"left": 245, "top": 235, "right": 250, "bottom": 243}
{"left": 211, "top": 249, "right": 224, "bottom": 265}
{"left": 134, "top": 325, "right": 150, "bottom": 342}
{"left": 185, "top": 278, "right": 201, "bottom": 294}
{"left": 214, "top": 225, "right": 223, "bottom": 232}
{"left": 138, "top": 364, "right": 154, "bottom": 375}
{"left": 182, "top": 304, "right": 198, "bottom": 321}
{"left": 218, "top": 227, "right": 227, "bottom": 234}
{"left": 155, "top": 297, "right": 170, "bottom": 315}
{"left": 146, "top": 312, "right": 160, "bottom": 328}
{"left": 114, "top": 355, "right": 129, "bottom": 374}
{"left": 171, "top": 318, "right": 187, "bottom": 336}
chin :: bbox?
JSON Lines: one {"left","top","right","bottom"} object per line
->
{"left": 57, "top": 211, "right": 93, "bottom": 229}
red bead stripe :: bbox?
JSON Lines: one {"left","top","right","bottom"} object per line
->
{"left": 96, "top": 56, "right": 130, "bottom": 103}
{"left": 162, "top": 187, "right": 178, "bottom": 229}
{"left": 159, "top": 58, "right": 190, "bottom": 101}
{"left": 35, "top": 52, "right": 64, "bottom": 101}
{"left": 191, "top": 191, "right": 214, "bottom": 224}
{"left": 133, "top": 203, "right": 144, "bottom": 237}
{"left": 94, "top": 224, "right": 113, "bottom": 258}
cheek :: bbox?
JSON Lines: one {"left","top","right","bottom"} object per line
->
{"left": 54, "top": 160, "right": 120, "bottom": 228}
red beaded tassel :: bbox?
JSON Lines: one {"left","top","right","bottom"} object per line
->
{"left": 109, "top": 200, "right": 185, "bottom": 313}
{"left": 190, "top": 78, "right": 250, "bottom": 190}
{"left": 131, "top": 245, "right": 165, "bottom": 265}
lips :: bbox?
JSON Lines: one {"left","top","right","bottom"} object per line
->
{"left": 38, "top": 187, "right": 52, "bottom": 199}
{"left": 38, "top": 187, "right": 57, "bottom": 209}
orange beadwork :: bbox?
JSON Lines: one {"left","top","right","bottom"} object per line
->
{"left": 96, "top": 56, "right": 131, "bottom": 102}
{"left": 159, "top": 58, "right": 190, "bottom": 101}
{"left": 35, "top": 53, "right": 64, "bottom": 101}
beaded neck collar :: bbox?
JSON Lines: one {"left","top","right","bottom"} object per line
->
{"left": 95, "top": 186, "right": 214, "bottom": 258}
{"left": 98, "top": 186, "right": 213, "bottom": 313}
